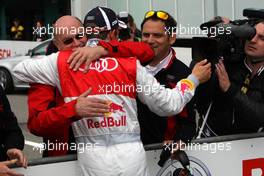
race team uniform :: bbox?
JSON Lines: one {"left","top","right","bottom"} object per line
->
{"left": 27, "top": 40, "right": 154, "bottom": 156}
{"left": 14, "top": 51, "right": 199, "bottom": 176}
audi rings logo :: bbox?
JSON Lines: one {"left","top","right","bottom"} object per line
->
{"left": 79, "top": 57, "right": 118, "bottom": 72}
{"left": 156, "top": 156, "right": 211, "bottom": 176}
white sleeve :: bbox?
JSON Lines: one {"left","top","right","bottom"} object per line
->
{"left": 13, "top": 53, "right": 60, "bottom": 89}
{"left": 136, "top": 61, "right": 199, "bottom": 116}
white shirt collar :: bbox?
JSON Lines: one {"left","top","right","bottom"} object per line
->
{"left": 145, "top": 49, "right": 173, "bottom": 76}
{"left": 244, "top": 58, "right": 264, "bottom": 76}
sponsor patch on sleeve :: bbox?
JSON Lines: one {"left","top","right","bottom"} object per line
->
{"left": 178, "top": 79, "right": 194, "bottom": 95}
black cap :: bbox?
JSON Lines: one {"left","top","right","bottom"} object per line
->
{"left": 84, "top": 6, "right": 127, "bottom": 30}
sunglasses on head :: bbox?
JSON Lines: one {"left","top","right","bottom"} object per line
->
{"left": 145, "top": 10, "right": 169, "bottom": 20}
{"left": 62, "top": 33, "right": 84, "bottom": 45}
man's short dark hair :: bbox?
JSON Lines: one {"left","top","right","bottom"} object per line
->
{"left": 141, "top": 11, "right": 177, "bottom": 34}
{"left": 256, "top": 19, "right": 264, "bottom": 25}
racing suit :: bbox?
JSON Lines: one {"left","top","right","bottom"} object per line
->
{"left": 13, "top": 51, "right": 199, "bottom": 176}
{"left": 27, "top": 40, "right": 155, "bottom": 156}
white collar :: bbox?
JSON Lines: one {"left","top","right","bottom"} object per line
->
{"left": 244, "top": 58, "right": 264, "bottom": 76}
{"left": 145, "top": 49, "right": 173, "bottom": 76}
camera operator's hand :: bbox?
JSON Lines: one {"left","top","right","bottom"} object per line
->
{"left": 215, "top": 59, "right": 231, "bottom": 92}
{"left": 68, "top": 46, "right": 109, "bottom": 73}
{"left": 220, "top": 16, "right": 230, "bottom": 24}
{"left": 213, "top": 16, "right": 230, "bottom": 24}
{"left": 191, "top": 59, "right": 212, "bottom": 83}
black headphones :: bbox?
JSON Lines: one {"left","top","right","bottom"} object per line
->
{"left": 172, "top": 150, "right": 193, "bottom": 176}
{"left": 158, "top": 144, "right": 193, "bottom": 176}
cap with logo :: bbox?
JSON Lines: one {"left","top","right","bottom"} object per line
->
{"left": 84, "top": 6, "right": 127, "bottom": 30}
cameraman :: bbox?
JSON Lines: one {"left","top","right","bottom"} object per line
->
{"left": 196, "top": 19, "right": 264, "bottom": 136}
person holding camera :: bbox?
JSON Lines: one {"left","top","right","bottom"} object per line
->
{"left": 196, "top": 19, "right": 264, "bottom": 137}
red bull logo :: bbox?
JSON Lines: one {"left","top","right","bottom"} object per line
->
{"left": 105, "top": 101, "right": 125, "bottom": 117}
{"left": 87, "top": 116, "right": 126, "bottom": 128}
{"left": 179, "top": 79, "right": 194, "bottom": 95}
{"left": 88, "top": 100, "right": 127, "bottom": 129}
{"left": 109, "top": 102, "right": 125, "bottom": 113}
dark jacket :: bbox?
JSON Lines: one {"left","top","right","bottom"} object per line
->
{"left": 0, "top": 86, "right": 24, "bottom": 161}
{"left": 196, "top": 59, "right": 264, "bottom": 136}
{"left": 138, "top": 50, "right": 196, "bottom": 145}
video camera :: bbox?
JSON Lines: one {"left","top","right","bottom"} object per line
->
{"left": 192, "top": 8, "right": 264, "bottom": 64}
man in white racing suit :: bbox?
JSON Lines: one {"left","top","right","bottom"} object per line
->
{"left": 13, "top": 49, "right": 210, "bottom": 175}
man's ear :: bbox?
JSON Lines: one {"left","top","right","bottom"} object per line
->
{"left": 169, "top": 33, "right": 176, "bottom": 45}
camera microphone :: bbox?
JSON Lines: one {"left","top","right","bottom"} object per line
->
{"left": 243, "top": 8, "right": 264, "bottom": 19}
